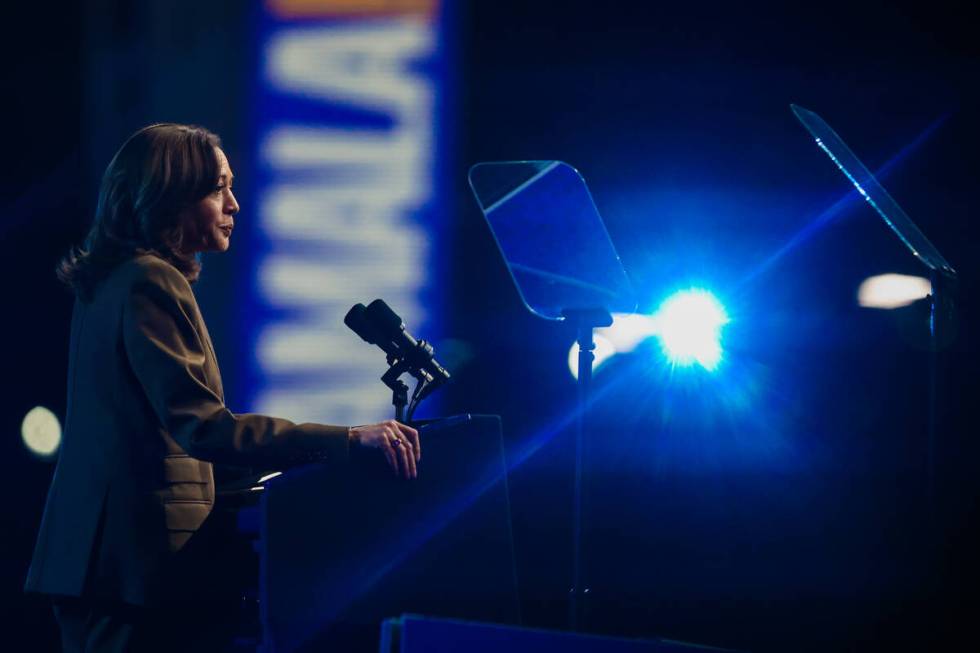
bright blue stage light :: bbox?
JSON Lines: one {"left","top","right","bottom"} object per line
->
{"left": 653, "top": 289, "right": 729, "bottom": 371}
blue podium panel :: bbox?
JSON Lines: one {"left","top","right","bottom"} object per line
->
{"left": 260, "top": 415, "right": 519, "bottom": 653}
{"left": 380, "top": 615, "right": 735, "bottom": 653}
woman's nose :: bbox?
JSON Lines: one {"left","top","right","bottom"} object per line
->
{"left": 226, "top": 189, "right": 240, "bottom": 215}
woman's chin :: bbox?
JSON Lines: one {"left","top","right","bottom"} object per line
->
{"left": 206, "top": 235, "right": 231, "bottom": 253}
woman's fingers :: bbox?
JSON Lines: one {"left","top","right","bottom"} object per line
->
{"left": 402, "top": 439, "right": 415, "bottom": 479}
{"left": 380, "top": 437, "right": 400, "bottom": 476}
{"left": 352, "top": 420, "right": 421, "bottom": 478}
{"left": 390, "top": 431, "right": 416, "bottom": 479}
{"left": 383, "top": 426, "right": 413, "bottom": 479}
{"left": 386, "top": 420, "right": 419, "bottom": 469}
{"left": 396, "top": 421, "right": 421, "bottom": 462}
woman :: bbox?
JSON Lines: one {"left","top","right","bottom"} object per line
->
{"left": 25, "top": 123, "right": 419, "bottom": 652}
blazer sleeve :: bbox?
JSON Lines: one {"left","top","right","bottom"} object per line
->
{"left": 122, "top": 262, "right": 350, "bottom": 468}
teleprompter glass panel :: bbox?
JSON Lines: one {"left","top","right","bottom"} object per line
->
{"left": 468, "top": 161, "right": 636, "bottom": 320}
{"left": 792, "top": 104, "right": 955, "bottom": 277}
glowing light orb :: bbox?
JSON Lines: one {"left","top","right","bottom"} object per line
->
{"left": 857, "top": 273, "right": 931, "bottom": 309}
{"left": 653, "top": 289, "right": 729, "bottom": 371}
{"left": 21, "top": 406, "right": 62, "bottom": 458}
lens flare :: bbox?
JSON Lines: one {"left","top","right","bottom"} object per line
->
{"left": 653, "top": 289, "right": 729, "bottom": 371}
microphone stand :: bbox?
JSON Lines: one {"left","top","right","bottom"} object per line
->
{"left": 380, "top": 351, "right": 442, "bottom": 423}
{"left": 381, "top": 356, "right": 413, "bottom": 423}
{"left": 347, "top": 301, "right": 449, "bottom": 422}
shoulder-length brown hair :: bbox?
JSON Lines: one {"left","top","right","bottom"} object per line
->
{"left": 58, "top": 123, "right": 223, "bottom": 300}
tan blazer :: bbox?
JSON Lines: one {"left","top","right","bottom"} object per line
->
{"left": 25, "top": 253, "right": 350, "bottom": 606}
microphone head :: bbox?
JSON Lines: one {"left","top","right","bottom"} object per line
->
{"left": 364, "top": 299, "right": 404, "bottom": 336}
{"left": 344, "top": 303, "right": 382, "bottom": 344}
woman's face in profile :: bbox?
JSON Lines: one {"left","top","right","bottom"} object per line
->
{"left": 182, "top": 147, "right": 239, "bottom": 254}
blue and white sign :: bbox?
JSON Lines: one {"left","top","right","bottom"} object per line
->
{"left": 247, "top": 3, "right": 446, "bottom": 426}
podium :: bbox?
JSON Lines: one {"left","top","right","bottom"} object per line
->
{"left": 236, "top": 414, "right": 520, "bottom": 653}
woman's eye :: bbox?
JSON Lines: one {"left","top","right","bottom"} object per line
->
{"left": 214, "top": 185, "right": 225, "bottom": 194}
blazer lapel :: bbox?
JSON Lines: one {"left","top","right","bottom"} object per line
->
{"left": 196, "top": 318, "right": 225, "bottom": 403}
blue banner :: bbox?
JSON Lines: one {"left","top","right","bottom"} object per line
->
{"left": 245, "top": 1, "right": 446, "bottom": 426}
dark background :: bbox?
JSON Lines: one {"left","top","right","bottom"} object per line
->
{"left": 2, "top": 1, "right": 978, "bottom": 651}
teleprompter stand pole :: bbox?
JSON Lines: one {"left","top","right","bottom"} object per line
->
{"left": 563, "top": 308, "right": 613, "bottom": 631}
{"left": 927, "top": 270, "right": 956, "bottom": 506}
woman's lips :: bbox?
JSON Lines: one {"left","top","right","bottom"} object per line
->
{"left": 219, "top": 225, "right": 233, "bottom": 236}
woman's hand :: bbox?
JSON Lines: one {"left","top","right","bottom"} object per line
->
{"left": 349, "top": 420, "right": 421, "bottom": 479}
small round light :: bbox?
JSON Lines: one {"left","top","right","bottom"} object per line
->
{"left": 857, "top": 273, "right": 931, "bottom": 309}
{"left": 21, "top": 406, "right": 62, "bottom": 458}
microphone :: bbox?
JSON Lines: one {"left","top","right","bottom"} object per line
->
{"left": 344, "top": 303, "right": 400, "bottom": 358}
{"left": 363, "top": 299, "right": 451, "bottom": 385}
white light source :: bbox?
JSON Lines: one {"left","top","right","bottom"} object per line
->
{"left": 654, "top": 289, "right": 729, "bottom": 371}
{"left": 857, "top": 273, "right": 931, "bottom": 309}
{"left": 21, "top": 406, "right": 62, "bottom": 458}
